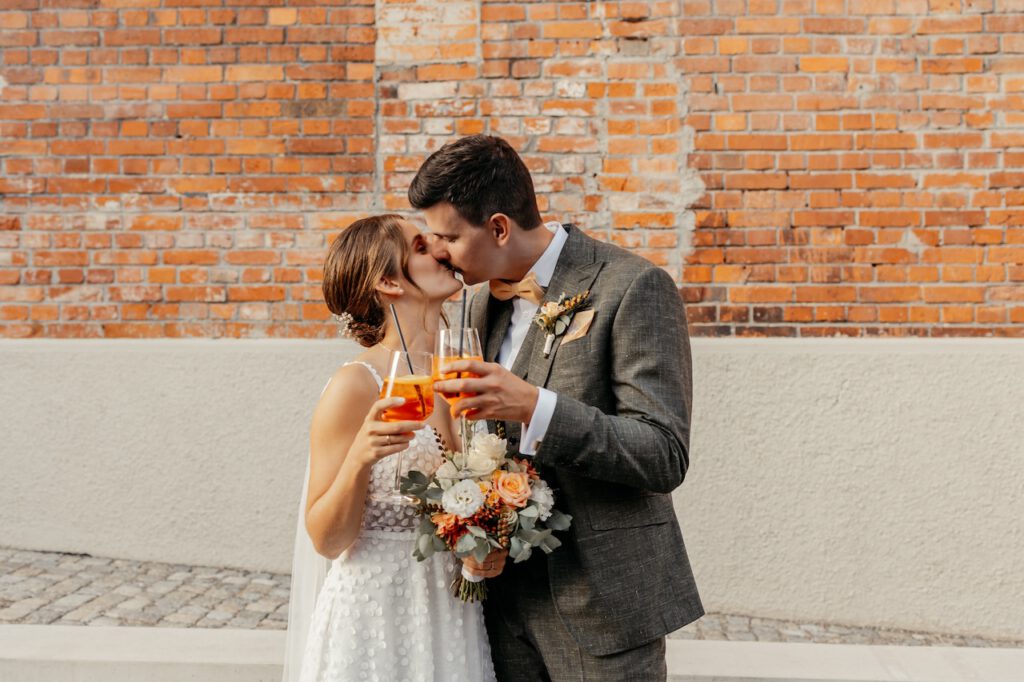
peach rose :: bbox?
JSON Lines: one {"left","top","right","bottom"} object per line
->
{"left": 494, "top": 471, "right": 531, "bottom": 508}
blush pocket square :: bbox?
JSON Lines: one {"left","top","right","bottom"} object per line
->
{"left": 561, "top": 309, "right": 594, "bottom": 345}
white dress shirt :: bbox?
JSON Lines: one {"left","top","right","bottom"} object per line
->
{"left": 495, "top": 221, "right": 567, "bottom": 456}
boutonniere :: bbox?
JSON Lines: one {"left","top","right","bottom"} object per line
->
{"left": 533, "top": 290, "right": 590, "bottom": 357}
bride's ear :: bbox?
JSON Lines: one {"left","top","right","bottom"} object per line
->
{"left": 374, "top": 276, "right": 404, "bottom": 298}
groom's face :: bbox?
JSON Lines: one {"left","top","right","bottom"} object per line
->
{"left": 422, "top": 202, "right": 503, "bottom": 286}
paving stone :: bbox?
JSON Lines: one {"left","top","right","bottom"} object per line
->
{"left": 3, "top": 547, "right": 1023, "bottom": 647}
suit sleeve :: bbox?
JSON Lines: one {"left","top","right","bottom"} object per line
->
{"left": 533, "top": 266, "right": 693, "bottom": 494}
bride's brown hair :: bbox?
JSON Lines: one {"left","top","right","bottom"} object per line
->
{"left": 322, "top": 214, "right": 425, "bottom": 347}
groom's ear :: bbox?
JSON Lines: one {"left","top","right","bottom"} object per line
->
{"left": 489, "top": 213, "right": 513, "bottom": 246}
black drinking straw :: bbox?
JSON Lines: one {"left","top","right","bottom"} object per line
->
{"left": 457, "top": 288, "right": 467, "bottom": 356}
{"left": 389, "top": 303, "right": 415, "bottom": 374}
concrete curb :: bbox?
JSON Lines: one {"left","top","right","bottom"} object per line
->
{"left": 4, "top": 625, "right": 1024, "bottom": 681}
{"left": 0, "top": 625, "right": 283, "bottom": 682}
{"left": 665, "top": 639, "right": 1024, "bottom": 682}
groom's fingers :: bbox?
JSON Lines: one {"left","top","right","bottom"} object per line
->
{"left": 438, "top": 359, "right": 492, "bottom": 376}
{"left": 449, "top": 396, "right": 485, "bottom": 419}
{"left": 435, "top": 377, "right": 486, "bottom": 398}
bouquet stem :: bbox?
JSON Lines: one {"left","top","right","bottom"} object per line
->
{"left": 451, "top": 573, "right": 488, "bottom": 603}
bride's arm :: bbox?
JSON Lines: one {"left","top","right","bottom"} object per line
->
{"left": 304, "top": 365, "right": 422, "bottom": 559}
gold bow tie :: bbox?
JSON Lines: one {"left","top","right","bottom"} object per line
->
{"left": 489, "top": 272, "right": 545, "bottom": 305}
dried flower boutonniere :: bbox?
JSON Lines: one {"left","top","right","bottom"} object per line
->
{"left": 533, "top": 290, "right": 590, "bottom": 357}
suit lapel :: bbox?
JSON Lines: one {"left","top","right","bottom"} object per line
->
{"left": 522, "top": 226, "right": 604, "bottom": 388}
{"left": 483, "top": 295, "right": 513, "bottom": 363}
{"left": 509, "top": 317, "right": 540, "bottom": 379}
{"left": 528, "top": 260, "right": 603, "bottom": 389}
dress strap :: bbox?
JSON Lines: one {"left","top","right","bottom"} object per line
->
{"left": 343, "top": 360, "right": 384, "bottom": 390}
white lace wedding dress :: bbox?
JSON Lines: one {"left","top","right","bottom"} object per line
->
{"left": 298, "top": 361, "right": 496, "bottom": 682}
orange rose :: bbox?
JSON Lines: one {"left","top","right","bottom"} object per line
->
{"left": 494, "top": 471, "right": 531, "bottom": 508}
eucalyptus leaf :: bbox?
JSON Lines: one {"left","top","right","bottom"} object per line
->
{"left": 472, "top": 538, "right": 491, "bottom": 563}
{"left": 426, "top": 487, "right": 444, "bottom": 502}
{"left": 546, "top": 510, "right": 572, "bottom": 531}
{"left": 540, "top": 534, "right": 562, "bottom": 553}
{"left": 456, "top": 533, "right": 477, "bottom": 555}
{"left": 519, "top": 528, "right": 551, "bottom": 546}
{"left": 417, "top": 517, "right": 436, "bottom": 535}
{"left": 467, "top": 525, "right": 487, "bottom": 538}
{"left": 399, "top": 476, "right": 425, "bottom": 496}
{"left": 518, "top": 505, "right": 539, "bottom": 518}
{"left": 554, "top": 318, "right": 568, "bottom": 335}
{"left": 519, "top": 515, "right": 536, "bottom": 531}
{"left": 431, "top": 535, "right": 447, "bottom": 551}
{"left": 417, "top": 534, "right": 435, "bottom": 557}
{"left": 511, "top": 537, "right": 533, "bottom": 563}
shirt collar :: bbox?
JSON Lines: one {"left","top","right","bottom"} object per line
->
{"left": 528, "top": 221, "right": 568, "bottom": 288}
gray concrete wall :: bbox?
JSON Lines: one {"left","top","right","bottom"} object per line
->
{"left": 2, "top": 338, "right": 1022, "bottom": 640}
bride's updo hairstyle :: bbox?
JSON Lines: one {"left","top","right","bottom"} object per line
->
{"left": 322, "top": 214, "right": 423, "bottom": 348}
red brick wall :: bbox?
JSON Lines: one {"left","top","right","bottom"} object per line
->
{"left": 683, "top": 0, "right": 1024, "bottom": 336}
{"left": 0, "top": 0, "right": 1021, "bottom": 338}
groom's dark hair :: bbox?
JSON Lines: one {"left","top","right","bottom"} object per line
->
{"left": 408, "top": 135, "right": 544, "bottom": 230}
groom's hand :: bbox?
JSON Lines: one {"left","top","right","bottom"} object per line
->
{"left": 435, "top": 360, "right": 539, "bottom": 424}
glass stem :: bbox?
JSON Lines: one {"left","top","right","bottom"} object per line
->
{"left": 394, "top": 447, "right": 404, "bottom": 492}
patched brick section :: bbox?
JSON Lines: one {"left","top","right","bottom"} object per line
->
{"left": 376, "top": 1, "right": 701, "bottom": 282}
{"left": 682, "top": 0, "right": 1024, "bottom": 337}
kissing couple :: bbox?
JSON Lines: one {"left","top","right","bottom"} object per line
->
{"left": 283, "top": 135, "right": 703, "bottom": 682}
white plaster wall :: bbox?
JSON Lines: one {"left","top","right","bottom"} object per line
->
{"left": 677, "top": 339, "right": 1024, "bottom": 642}
{"left": 0, "top": 340, "right": 353, "bottom": 580}
{"left": 1, "top": 338, "right": 1022, "bottom": 640}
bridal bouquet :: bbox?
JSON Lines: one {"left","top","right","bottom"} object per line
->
{"left": 399, "top": 433, "right": 572, "bottom": 602}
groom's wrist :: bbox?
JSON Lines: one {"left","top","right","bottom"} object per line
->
{"left": 521, "top": 385, "right": 539, "bottom": 425}
{"left": 519, "top": 388, "right": 556, "bottom": 456}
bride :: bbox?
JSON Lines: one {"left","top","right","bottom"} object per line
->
{"left": 283, "top": 214, "right": 499, "bottom": 681}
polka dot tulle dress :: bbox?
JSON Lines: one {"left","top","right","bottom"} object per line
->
{"left": 299, "top": 362, "right": 496, "bottom": 682}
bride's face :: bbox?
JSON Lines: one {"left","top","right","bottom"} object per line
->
{"left": 397, "top": 219, "right": 462, "bottom": 303}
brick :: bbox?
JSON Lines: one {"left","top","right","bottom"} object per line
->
{"left": 542, "top": 22, "right": 602, "bottom": 39}
{"left": 225, "top": 65, "right": 283, "bottom": 81}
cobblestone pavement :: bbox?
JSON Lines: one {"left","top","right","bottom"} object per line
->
{"left": 2, "top": 548, "right": 1021, "bottom": 648}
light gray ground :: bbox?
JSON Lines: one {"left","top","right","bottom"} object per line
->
{"left": 2, "top": 548, "right": 1020, "bottom": 648}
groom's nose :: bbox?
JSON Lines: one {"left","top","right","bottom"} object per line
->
{"left": 427, "top": 235, "right": 448, "bottom": 262}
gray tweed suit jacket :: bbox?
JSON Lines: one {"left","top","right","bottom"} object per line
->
{"left": 469, "top": 224, "right": 703, "bottom": 657}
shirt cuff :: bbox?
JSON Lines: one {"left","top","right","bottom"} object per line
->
{"left": 519, "top": 388, "right": 557, "bottom": 456}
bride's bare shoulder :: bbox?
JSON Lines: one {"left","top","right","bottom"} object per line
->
{"left": 312, "top": 358, "right": 379, "bottom": 422}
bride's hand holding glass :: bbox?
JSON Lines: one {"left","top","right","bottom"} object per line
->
{"left": 349, "top": 396, "right": 424, "bottom": 468}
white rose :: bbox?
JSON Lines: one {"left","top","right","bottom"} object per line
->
{"left": 465, "top": 450, "right": 500, "bottom": 478}
{"left": 529, "top": 478, "right": 555, "bottom": 522}
{"left": 470, "top": 433, "right": 508, "bottom": 465}
{"left": 434, "top": 460, "right": 459, "bottom": 490}
{"left": 441, "top": 479, "right": 485, "bottom": 519}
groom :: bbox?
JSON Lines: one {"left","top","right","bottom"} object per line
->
{"left": 411, "top": 135, "right": 703, "bottom": 680}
